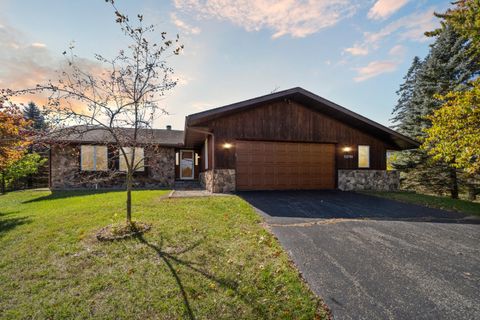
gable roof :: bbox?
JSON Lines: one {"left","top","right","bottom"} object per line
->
{"left": 186, "top": 87, "right": 419, "bottom": 150}
{"left": 46, "top": 125, "right": 184, "bottom": 147}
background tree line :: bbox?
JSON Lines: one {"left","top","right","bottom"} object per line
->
{"left": 391, "top": 0, "right": 480, "bottom": 200}
{"left": 0, "top": 102, "right": 48, "bottom": 194}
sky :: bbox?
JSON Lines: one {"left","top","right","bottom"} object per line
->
{"left": 0, "top": 0, "right": 449, "bottom": 130}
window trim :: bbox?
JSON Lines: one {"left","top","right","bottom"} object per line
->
{"left": 80, "top": 145, "right": 108, "bottom": 172}
{"left": 358, "top": 145, "right": 370, "bottom": 169}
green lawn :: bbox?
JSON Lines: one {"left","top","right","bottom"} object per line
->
{"left": 0, "top": 190, "right": 326, "bottom": 319}
{"left": 359, "top": 191, "right": 480, "bottom": 216}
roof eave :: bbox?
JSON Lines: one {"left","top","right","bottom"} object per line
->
{"left": 186, "top": 87, "right": 420, "bottom": 150}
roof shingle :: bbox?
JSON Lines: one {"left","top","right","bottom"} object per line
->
{"left": 47, "top": 125, "right": 184, "bottom": 147}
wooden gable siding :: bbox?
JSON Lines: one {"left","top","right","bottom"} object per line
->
{"left": 204, "top": 100, "right": 394, "bottom": 170}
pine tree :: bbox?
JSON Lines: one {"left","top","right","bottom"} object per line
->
{"left": 22, "top": 102, "right": 48, "bottom": 188}
{"left": 413, "top": 26, "right": 478, "bottom": 137}
{"left": 391, "top": 26, "right": 479, "bottom": 198}
{"left": 391, "top": 56, "right": 423, "bottom": 135}
{"left": 23, "top": 102, "right": 47, "bottom": 131}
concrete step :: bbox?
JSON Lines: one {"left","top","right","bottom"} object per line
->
{"left": 174, "top": 180, "right": 204, "bottom": 190}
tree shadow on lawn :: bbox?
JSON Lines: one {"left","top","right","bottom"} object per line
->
{"left": 22, "top": 189, "right": 125, "bottom": 203}
{"left": 0, "top": 214, "right": 31, "bottom": 237}
{"left": 135, "top": 233, "right": 269, "bottom": 320}
{"left": 23, "top": 188, "right": 171, "bottom": 204}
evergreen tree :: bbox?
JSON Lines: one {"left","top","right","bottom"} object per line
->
{"left": 391, "top": 56, "right": 423, "bottom": 135}
{"left": 23, "top": 102, "right": 47, "bottom": 131}
{"left": 413, "top": 26, "right": 478, "bottom": 138}
{"left": 22, "top": 102, "right": 48, "bottom": 188}
{"left": 391, "top": 26, "right": 479, "bottom": 198}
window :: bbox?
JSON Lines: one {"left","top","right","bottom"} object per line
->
{"left": 119, "top": 147, "right": 145, "bottom": 172}
{"left": 358, "top": 145, "right": 370, "bottom": 168}
{"left": 81, "top": 145, "right": 108, "bottom": 171}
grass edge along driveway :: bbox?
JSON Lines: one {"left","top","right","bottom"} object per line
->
{"left": 0, "top": 189, "right": 329, "bottom": 319}
{"left": 359, "top": 190, "right": 480, "bottom": 217}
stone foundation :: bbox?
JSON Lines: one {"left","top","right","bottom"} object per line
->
{"left": 199, "top": 169, "right": 236, "bottom": 193}
{"left": 50, "top": 144, "right": 175, "bottom": 190}
{"left": 338, "top": 170, "right": 399, "bottom": 191}
{"left": 199, "top": 170, "right": 213, "bottom": 192}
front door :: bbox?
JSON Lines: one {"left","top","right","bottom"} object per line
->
{"left": 180, "top": 150, "right": 194, "bottom": 180}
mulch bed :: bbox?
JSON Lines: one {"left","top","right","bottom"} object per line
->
{"left": 96, "top": 221, "right": 151, "bottom": 241}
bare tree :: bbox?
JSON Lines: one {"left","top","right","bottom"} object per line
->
{"left": 1, "top": 0, "right": 183, "bottom": 225}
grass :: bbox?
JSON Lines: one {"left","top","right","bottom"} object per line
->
{"left": 0, "top": 189, "right": 326, "bottom": 320}
{"left": 359, "top": 190, "right": 480, "bottom": 216}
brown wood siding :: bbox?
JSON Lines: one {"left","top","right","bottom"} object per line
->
{"left": 236, "top": 141, "right": 335, "bottom": 190}
{"left": 205, "top": 100, "right": 391, "bottom": 170}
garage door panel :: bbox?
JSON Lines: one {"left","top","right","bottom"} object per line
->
{"left": 236, "top": 141, "right": 335, "bottom": 190}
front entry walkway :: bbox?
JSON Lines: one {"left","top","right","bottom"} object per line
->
{"left": 238, "top": 190, "right": 480, "bottom": 320}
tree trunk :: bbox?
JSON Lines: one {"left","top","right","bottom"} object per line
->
{"left": 467, "top": 185, "right": 476, "bottom": 201}
{"left": 449, "top": 168, "right": 459, "bottom": 199}
{"left": 126, "top": 172, "right": 133, "bottom": 224}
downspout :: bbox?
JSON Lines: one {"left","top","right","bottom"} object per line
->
{"left": 48, "top": 146, "right": 52, "bottom": 189}
{"left": 186, "top": 126, "right": 215, "bottom": 192}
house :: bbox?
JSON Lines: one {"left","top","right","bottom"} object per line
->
{"left": 48, "top": 87, "right": 418, "bottom": 192}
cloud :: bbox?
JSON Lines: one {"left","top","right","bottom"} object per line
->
{"left": 0, "top": 22, "right": 103, "bottom": 112}
{"left": 174, "top": 0, "right": 358, "bottom": 38}
{"left": 388, "top": 44, "right": 406, "bottom": 57}
{"left": 345, "top": 8, "right": 437, "bottom": 57}
{"left": 192, "top": 101, "right": 214, "bottom": 111}
{"left": 353, "top": 44, "right": 406, "bottom": 82}
{"left": 31, "top": 42, "right": 47, "bottom": 48}
{"left": 353, "top": 60, "right": 398, "bottom": 82}
{"left": 365, "top": 8, "right": 437, "bottom": 45}
{"left": 170, "top": 13, "right": 201, "bottom": 35}
{"left": 344, "top": 43, "right": 369, "bottom": 56}
{"left": 367, "top": 0, "right": 409, "bottom": 20}
{"left": 0, "top": 23, "right": 54, "bottom": 89}
{"left": 175, "top": 73, "right": 194, "bottom": 86}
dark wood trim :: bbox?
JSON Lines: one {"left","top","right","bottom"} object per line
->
{"left": 232, "top": 137, "right": 339, "bottom": 144}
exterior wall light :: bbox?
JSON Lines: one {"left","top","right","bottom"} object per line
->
{"left": 343, "top": 146, "right": 352, "bottom": 152}
{"left": 223, "top": 143, "right": 233, "bottom": 149}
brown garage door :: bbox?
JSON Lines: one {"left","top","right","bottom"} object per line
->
{"left": 236, "top": 141, "right": 335, "bottom": 191}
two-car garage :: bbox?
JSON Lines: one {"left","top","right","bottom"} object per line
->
{"left": 235, "top": 141, "right": 336, "bottom": 191}
{"left": 185, "top": 87, "right": 419, "bottom": 193}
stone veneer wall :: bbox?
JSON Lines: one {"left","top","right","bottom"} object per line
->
{"left": 199, "top": 169, "right": 236, "bottom": 193}
{"left": 50, "top": 144, "right": 175, "bottom": 190}
{"left": 338, "top": 170, "right": 399, "bottom": 191}
{"left": 199, "top": 170, "right": 213, "bottom": 192}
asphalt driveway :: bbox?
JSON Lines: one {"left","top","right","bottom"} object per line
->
{"left": 238, "top": 190, "right": 480, "bottom": 320}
